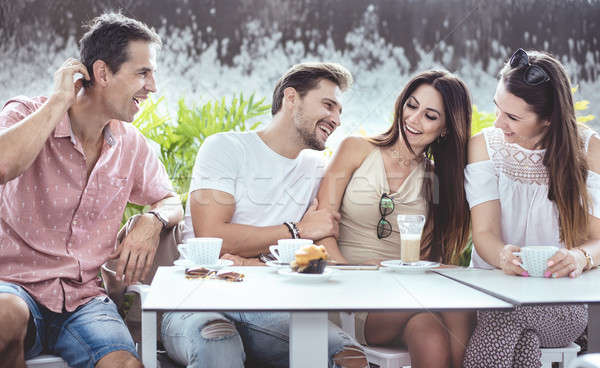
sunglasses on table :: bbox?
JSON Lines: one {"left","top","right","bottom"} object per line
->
{"left": 377, "top": 193, "right": 394, "bottom": 239}
{"left": 509, "top": 48, "right": 550, "bottom": 86}
{"left": 185, "top": 267, "right": 244, "bottom": 282}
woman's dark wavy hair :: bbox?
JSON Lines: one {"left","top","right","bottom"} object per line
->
{"left": 79, "top": 11, "right": 162, "bottom": 88}
{"left": 368, "top": 70, "right": 472, "bottom": 264}
{"left": 499, "top": 50, "right": 590, "bottom": 248}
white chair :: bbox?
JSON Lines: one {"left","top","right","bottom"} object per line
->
{"left": 540, "top": 342, "right": 580, "bottom": 368}
{"left": 25, "top": 354, "right": 71, "bottom": 368}
{"left": 339, "top": 312, "right": 411, "bottom": 368}
{"left": 569, "top": 353, "right": 600, "bottom": 368}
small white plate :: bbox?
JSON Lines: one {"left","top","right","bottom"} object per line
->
{"left": 380, "top": 260, "right": 439, "bottom": 273}
{"left": 265, "top": 260, "right": 290, "bottom": 269}
{"left": 173, "top": 259, "right": 234, "bottom": 269}
{"left": 277, "top": 268, "right": 336, "bottom": 282}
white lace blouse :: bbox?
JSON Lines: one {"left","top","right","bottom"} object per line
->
{"left": 465, "top": 127, "right": 600, "bottom": 269}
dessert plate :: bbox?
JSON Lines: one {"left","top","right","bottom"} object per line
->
{"left": 173, "top": 259, "right": 234, "bottom": 269}
{"left": 277, "top": 268, "right": 336, "bottom": 282}
{"left": 380, "top": 260, "right": 439, "bottom": 273}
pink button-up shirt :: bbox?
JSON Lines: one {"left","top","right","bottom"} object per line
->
{"left": 0, "top": 96, "right": 173, "bottom": 312}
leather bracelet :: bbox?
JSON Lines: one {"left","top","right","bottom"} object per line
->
{"left": 284, "top": 221, "right": 300, "bottom": 239}
{"left": 576, "top": 247, "right": 593, "bottom": 271}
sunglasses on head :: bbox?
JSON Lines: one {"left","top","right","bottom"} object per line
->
{"left": 509, "top": 48, "right": 550, "bottom": 86}
{"left": 377, "top": 193, "right": 394, "bottom": 239}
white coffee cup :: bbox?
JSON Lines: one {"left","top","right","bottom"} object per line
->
{"left": 512, "top": 246, "right": 559, "bottom": 277}
{"left": 177, "top": 237, "right": 223, "bottom": 265}
{"left": 269, "top": 239, "right": 313, "bottom": 264}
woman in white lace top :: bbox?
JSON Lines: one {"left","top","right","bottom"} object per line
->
{"left": 462, "top": 48, "right": 600, "bottom": 367}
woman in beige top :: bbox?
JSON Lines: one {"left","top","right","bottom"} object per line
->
{"left": 317, "top": 70, "right": 473, "bottom": 368}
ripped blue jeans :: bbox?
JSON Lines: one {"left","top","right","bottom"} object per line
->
{"left": 0, "top": 282, "right": 138, "bottom": 368}
{"left": 161, "top": 311, "right": 362, "bottom": 368}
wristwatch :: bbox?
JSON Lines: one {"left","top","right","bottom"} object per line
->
{"left": 148, "top": 210, "right": 168, "bottom": 230}
{"left": 576, "top": 247, "right": 593, "bottom": 271}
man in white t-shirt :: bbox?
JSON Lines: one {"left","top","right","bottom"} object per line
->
{"left": 161, "top": 63, "right": 367, "bottom": 367}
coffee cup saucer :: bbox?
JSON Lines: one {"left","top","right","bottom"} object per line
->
{"left": 173, "top": 259, "right": 234, "bottom": 269}
{"left": 380, "top": 260, "right": 439, "bottom": 273}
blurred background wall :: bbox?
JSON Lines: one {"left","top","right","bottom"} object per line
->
{"left": 1, "top": 0, "right": 599, "bottom": 143}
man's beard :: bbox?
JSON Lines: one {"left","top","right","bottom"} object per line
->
{"left": 292, "top": 106, "right": 326, "bottom": 151}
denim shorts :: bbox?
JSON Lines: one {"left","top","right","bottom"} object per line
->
{"left": 0, "top": 282, "right": 138, "bottom": 368}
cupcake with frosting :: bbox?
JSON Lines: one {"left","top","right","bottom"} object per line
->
{"left": 290, "top": 244, "right": 329, "bottom": 274}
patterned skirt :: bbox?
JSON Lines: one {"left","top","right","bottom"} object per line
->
{"left": 463, "top": 304, "right": 587, "bottom": 368}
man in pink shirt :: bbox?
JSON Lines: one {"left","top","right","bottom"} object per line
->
{"left": 0, "top": 12, "right": 183, "bottom": 368}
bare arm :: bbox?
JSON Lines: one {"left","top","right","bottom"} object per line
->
{"left": 468, "top": 133, "right": 525, "bottom": 274}
{"left": 0, "top": 59, "right": 89, "bottom": 184}
{"left": 188, "top": 189, "right": 341, "bottom": 258}
{"left": 315, "top": 137, "right": 373, "bottom": 263}
{"left": 111, "top": 193, "right": 183, "bottom": 284}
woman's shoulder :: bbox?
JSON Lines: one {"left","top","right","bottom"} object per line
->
{"left": 332, "top": 136, "right": 378, "bottom": 170}
{"left": 337, "top": 136, "right": 376, "bottom": 156}
{"left": 586, "top": 133, "right": 600, "bottom": 174}
{"left": 467, "top": 132, "right": 491, "bottom": 164}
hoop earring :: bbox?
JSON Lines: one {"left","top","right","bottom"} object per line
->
{"left": 437, "top": 134, "right": 447, "bottom": 143}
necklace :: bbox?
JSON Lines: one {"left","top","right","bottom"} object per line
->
{"left": 390, "top": 149, "right": 424, "bottom": 166}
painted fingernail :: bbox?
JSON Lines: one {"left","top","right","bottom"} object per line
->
{"left": 512, "top": 259, "right": 520, "bottom": 266}
{"left": 570, "top": 271, "right": 576, "bottom": 278}
{"left": 552, "top": 273, "right": 559, "bottom": 278}
{"left": 521, "top": 271, "right": 529, "bottom": 277}
{"left": 547, "top": 260, "right": 554, "bottom": 267}
{"left": 544, "top": 271, "right": 552, "bottom": 278}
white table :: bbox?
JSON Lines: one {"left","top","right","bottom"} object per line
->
{"left": 433, "top": 267, "right": 600, "bottom": 352}
{"left": 141, "top": 266, "right": 512, "bottom": 368}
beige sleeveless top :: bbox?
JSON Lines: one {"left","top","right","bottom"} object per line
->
{"left": 338, "top": 147, "right": 428, "bottom": 263}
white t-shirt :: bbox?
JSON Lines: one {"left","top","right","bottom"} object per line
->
{"left": 182, "top": 131, "right": 328, "bottom": 240}
{"left": 464, "top": 127, "right": 600, "bottom": 269}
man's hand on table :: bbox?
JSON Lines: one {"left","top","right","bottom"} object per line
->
{"left": 221, "top": 253, "right": 266, "bottom": 267}
{"left": 110, "top": 213, "right": 162, "bottom": 285}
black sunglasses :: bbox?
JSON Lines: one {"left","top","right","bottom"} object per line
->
{"left": 509, "top": 48, "right": 550, "bottom": 86}
{"left": 377, "top": 193, "right": 394, "bottom": 239}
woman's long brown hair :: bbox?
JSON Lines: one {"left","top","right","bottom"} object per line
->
{"left": 500, "top": 50, "right": 590, "bottom": 248}
{"left": 368, "top": 70, "right": 472, "bottom": 264}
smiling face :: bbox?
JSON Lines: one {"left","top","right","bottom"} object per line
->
{"left": 492, "top": 81, "right": 549, "bottom": 150}
{"left": 401, "top": 84, "right": 447, "bottom": 152}
{"left": 291, "top": 79, "right": 343, "bottom": 151}
{"left": 103, "top": 40, "right": 158, "bottom": 123}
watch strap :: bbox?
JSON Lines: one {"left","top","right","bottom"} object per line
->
{"left": 148, "top": 210, "right": 168, "bottom": 230}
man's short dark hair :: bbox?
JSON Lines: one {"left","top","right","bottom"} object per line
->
{"left": 271, "top": 62, "right": 353, "bottom": 115}
{"left": 79, "top": 12, "right": 162, "bottom": 88}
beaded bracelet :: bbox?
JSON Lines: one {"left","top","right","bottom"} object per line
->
{"left": 284, "top": 221, "right": 300, "bottom": 239}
